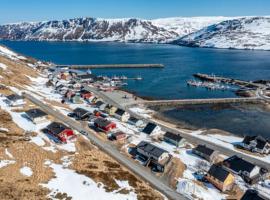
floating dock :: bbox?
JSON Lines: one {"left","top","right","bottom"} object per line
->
{"left": 53, "top": 64, "right": 164, "bottom": 69}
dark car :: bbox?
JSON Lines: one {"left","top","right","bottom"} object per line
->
{"left": 67, "top": 113, "right": 75, "bottom": 117}
{"left": 80, "top": 130, "right": 88, "bottom": 136}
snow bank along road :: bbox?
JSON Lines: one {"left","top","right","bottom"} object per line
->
{"left": 22, "top": 92, "right": 188, "bottom": 200}
{"left": 83, "top": 85, "right": 270, "bottom": 170}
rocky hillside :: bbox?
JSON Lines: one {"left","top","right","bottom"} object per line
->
{"left": 174, "top": 17, "right": 270, "bottom": 50}
{"left": 0, "top": 17, "right": 229, "bottom": 43}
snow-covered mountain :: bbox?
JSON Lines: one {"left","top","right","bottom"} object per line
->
{"left": 174, "top": 17, "right": 270, "bottom": 50}
{"left": 1, "top": 16, "right": 270, "bottom": 50}
{"left": 0, "top": 17, "right": 228, "bottom": 43}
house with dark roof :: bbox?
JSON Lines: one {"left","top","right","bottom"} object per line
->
{"left": 163, "top": 132, "right": 186, "bottom": 147}
{"left": 240, "top": 189, "right": 269, "bottom": 200}
{"left": 95, "top": 101, "right": 107, "bottom": 111}
{"left": 114, "top": 108, "right": 130, "bottom": 122}
{"left": 72, "top": 107, "right": 91, "bottom": 120}
{"left": 128, "top": 116, "right": 144, "bottom": 127}
{"left": 109, "top": 131, "right": 126, "bottom": 141}
{"left": 5, "top": 94, "right": 25, "bottom": 107}
{"left": 142, "top": 122, "right": 161, "bottom": 135}
{"left": 94, "top": 118, "right": 116, "bottom": 132}
{"left": 136, "top": 141, "right": 169, "bottom": 162}
{"left": 77, "top": 74, "right": 97, "bottom": 83}
{"left": 222, "top": 155, "right": 261, "bottom": 184}
{"left": 45, "top": 122, "right": 76, "bottom": 143}
{"left": 80, "top": 89, "right": 92, "bottom": 99}
{"left": 205, "top": 164, "right": 235, "bottom": 192}
{"left": 192, "top": 144, "right": 219, "bottom": 162}
{"left": 240, "top": 135, "right": 270, "bottom": 154}
{"left": 25, "top": 108, "right": 47, "bottom": 124}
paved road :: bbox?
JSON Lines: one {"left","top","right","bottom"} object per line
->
{"left": 83, "top": 86, "right": 270, "bottom": 170}
{"left": 22, "top": 92, "right": 188, "bottom": 200}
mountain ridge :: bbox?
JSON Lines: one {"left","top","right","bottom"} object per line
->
{"left": 0, "top": 16, "right": 270, "bottom": 50}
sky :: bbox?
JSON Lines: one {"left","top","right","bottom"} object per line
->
{"left": 0, "top": 0, "right": 269, "bottom": 24}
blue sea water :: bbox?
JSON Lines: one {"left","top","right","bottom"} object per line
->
{"left": 1, "top": 41, "right": 270, "bottom": 138}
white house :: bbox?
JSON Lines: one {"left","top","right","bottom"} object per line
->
{"left": 25, "top": 108, "right": 48, "bottom": 124}
{"left": 142, "top": 122, "right": 161, "bottom": 136}
{"left": 128, "top": 116, "right": 144, "bottom": 127}
{"left": 114, "top": 108, "right": 130, "bottom": 122}
{"left": 5, "top": 94, "right": 25, "bottom": 107}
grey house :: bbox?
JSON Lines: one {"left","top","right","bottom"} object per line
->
{"left": 163, "top": 132, "right": 186, "bottom": 147}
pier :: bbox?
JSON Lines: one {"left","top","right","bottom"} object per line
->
{"left": 194, "top": 73, "right": 263, "bottom": 88}
{"left": 53, "top": 64, "right": 164, "bottom": 69}
{"left": 127, "top": 97, "right": 263, "bottom": 107}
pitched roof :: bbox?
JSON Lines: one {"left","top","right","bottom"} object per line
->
{"left": 112, "top": 131, "right": 126, "bottom": 137}
{"left": 241, "top": 189, "right": 269, "bottom": 200}
{"left": 223, "top": 155, "right": 257, "bottom": 173}
{"left": 46, "top": 122, "right": 69, "bottom": 135}
{"left": 164, "top": 132, "right": 183, "bottom": 142}
{"left": 25, "top": 108, "right": 47, "bottom": 119}
{"left": 73, "top": 107, "right": 89, "bottom": 116}
{"left": 115, "top": 108, "right": 125, "bottom": 116}
{"left": 95, "top": 101, "right": 104, "bottom": 107}
{"left": 6, "top": 94, "right": 23, "bottom": 101}
{"left": 208, "top": 164, "right": 231, "bottom": 182}
{"left": 137, "top": 141, "right": 168, "bottom": 158}
{"left": 94, "top": 118, "right": 113, "bottom": 127}
{"left": 77, "top": 74, "right": 97, "bottom": 80}
{"left": 129, "top": 116, "right": 139, "bottom": 123}
{"left": 193, "top": 145, "right": 215, "bottom": 156}
{"left": 243, "top": 135, "right": 268, "bottom": 150}
{"left": 142, "top": 123, "right": 157, "bottom": 134}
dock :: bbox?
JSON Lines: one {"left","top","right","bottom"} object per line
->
{"left": 53, "top": 64, "right": 164, "bottom": 69}
{"left": 193, "top": 73, "right": 263, "bottom": 88}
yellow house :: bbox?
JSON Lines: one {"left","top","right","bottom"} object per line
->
{"left": 104, "top": 104, "right": 117, "bottom": 116}
{"left": 205, "top": 164, "right": 235, "bottom": 192}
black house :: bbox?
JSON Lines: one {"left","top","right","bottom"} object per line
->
{"left": 241, "top": 189, "right": 269, "bottom": 200}
{"left": 142, "top": 122, "right": 160, "bottom": 135}
{"left": 222, "top": 155, "right": 262, "bottom": 184}
{"left": 192, "top": 144, "right": 219, "bottom": 162}
{"left": 72, "top": 107, "right": 91, "bottom": 120}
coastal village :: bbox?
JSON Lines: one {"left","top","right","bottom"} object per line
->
{"left": 0, "top": 45, "right": 270, "bottom": 200}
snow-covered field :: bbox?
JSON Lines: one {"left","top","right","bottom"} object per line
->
{"left": 42, "top": 161, "right": 137, "bottom": 200}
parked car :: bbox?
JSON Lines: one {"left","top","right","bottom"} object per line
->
{"left": 80, "top": 130, "right": 88, "bottom": 136}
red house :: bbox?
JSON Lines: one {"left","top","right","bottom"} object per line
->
{"left": 110, "top": 131, "right": 126, "bottom": 141}
{"left": 80, "top": 90, "right": 92, "bottom": 99}
{"left": 94, "top": 118, "right": 116, "bottom": 132}
{"left": 45, "top": 122, "right": 76, "bottom": 143}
